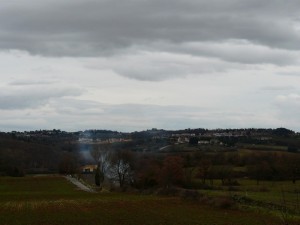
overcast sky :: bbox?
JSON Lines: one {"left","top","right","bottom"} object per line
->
{"left": 1, "top": 0, "right": 300, "bottom": 132}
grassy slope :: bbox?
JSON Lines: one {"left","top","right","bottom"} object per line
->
{"left": 0, "top": 176, "right": 290, "bottom": 225}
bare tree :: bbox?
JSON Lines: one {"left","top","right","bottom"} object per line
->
{"left": 108, "top": 150, "right": 135, "bottom": 188}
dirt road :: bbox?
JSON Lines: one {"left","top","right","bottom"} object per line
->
{"left": 65, "top": 175, "right": 96, "bottom": 193}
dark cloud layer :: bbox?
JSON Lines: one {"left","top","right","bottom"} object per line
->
{"left": 1, "top": 0, "right": 300, "bottom": 56}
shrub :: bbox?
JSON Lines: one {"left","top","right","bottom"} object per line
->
{"left": 213, "top": 197, "right": 236, "bottom": 209}
{"left": 180, "top": 190, "right": 202, "bottom": 201}
{"left": 156, "top": 187, "right": 181, "bottom": 196}
{"left": 7, "top": 166, "right": 25, "bottom": 177}
{"left": 223, "top": 179, "right": 240, "bottom": 186}
{"left": 227, "top": 186, "right": 240, "bottom": 192}
{"left": 259, "top": 186, "right": 270, "bottom": 192}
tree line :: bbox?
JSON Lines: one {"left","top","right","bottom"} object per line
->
{"left": 1, "top": 130, "right": 300, "bottom": 191}
{"left": 79, "top": 144, "right": 300, "bottom": 191}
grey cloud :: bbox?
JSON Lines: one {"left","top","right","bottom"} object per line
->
{"left": 0, "top": 86, "right": 82, "bottom": 110}
{"left": 84, "top": 41, "right": 299, "bottom": 81}
{"left": 277, "top": 71, "right": 300, "bottom": 77}
{"left": 260, "top": 85, "right": 296, "bottom": 91}
{"left": 275, "top": 94, "right": 300, "bottom": 104}
{"left": 22, "top": 98, "right": 283, "bottom": 131}
{"left": 42, "top": 99, "right": 215, "bottom": 131}
{"left": 53, "top": 99, "right": 106, "bottom": 115}
{"left": 1, "top": 0, "right": 300, "bottom": 57}
{"left": 171, "top": 41, "right": 298, "bottom": 65}
{"left": 9, "top": 79, "right": 58, "bottom": 86}
{"left": 89, "top": 51, "right": 240, "bottom": 81}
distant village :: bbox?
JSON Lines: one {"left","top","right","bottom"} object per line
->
{"left": 6, "top": 127, "right": 299, "bottom": 148}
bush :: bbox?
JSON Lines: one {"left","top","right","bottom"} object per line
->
{"left": 7, "top": 166, "right": 25, "bottom": 177}
{"left": 213, "top": 197, "right": 235, "bottom": 209}
{"left": 156, "top": 187, "right": 181, "bottom": 196}
{"left": 180, "top": 190, "right": 202, "bottom": 201}
{"left": 258, "top": 186, "right": 270, "bottom": 192}
{"left": 223, "top": 179, "right": 240, "bottom": 186}
{"left": 227, "top": 186, "right": 240, "bottom": 192}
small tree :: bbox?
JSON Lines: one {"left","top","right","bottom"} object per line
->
{"left": 196, "top": 159, "right": 212, "bottom": 184}
{"left": 213, "top": 165, "right": 233, "bottom": 185}
{"left": 189, "top": 137, "right": 199, "bottom": 145}
{"left": 95, "top": 164, "right": 104, "bottom": 187}
{"left": 247, "top": 160, "right": 272, "bottom": 185}
{"left": 159, "top": 155, "right": 184, "bottom": 188}
{"left": 59, "top": 153, "right": 78, "bottom": 175}
{"left": 284, "top": 155, "right": 300, "bottom": 184}
{"left": 90, "top": 144, "right": 110, "bottom": 187}
{"left": 135, "top": 157, "right": 160, "bottom": 189}
{"left": 182, "top": 154, "right": 197, "bottom": 188}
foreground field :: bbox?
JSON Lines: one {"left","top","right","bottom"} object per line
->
{"left": 0, "top": 176, "right": 297, "bottom": 225}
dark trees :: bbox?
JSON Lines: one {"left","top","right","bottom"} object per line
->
{"left": 159, "top": 155, "right": 184, "bottom": 188}
{"left": 189, "top": 137, "right": 199, "bottom": 145}
{"left": 182, "top": 154, "right": 197, "bottom": 187}
{"left": 59, "top": 153, "right": 78, "bottom": 174}
{"left": 196, "top": 159, "right": 212, "bottom": 184}
{"left": 208, "top": 165, "right": 233, "bottom": 186}
{"left": 272, "top": 128, "right": 294, "bottom": 137}
{"left": 135, "top": 156, "right": 160, "bottom": 189}
{"left": 247, "top": 160, "right": 272, "bottom": 185}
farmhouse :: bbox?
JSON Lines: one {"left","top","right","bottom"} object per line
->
{"left": 80, "top": 165, "right": 97, "bottom": 173}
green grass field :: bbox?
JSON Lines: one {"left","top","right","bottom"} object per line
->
{"left": 200, "top": 179, "right": 300, "bottom": 203}
{"left": 0, "top": 176, "right": 298, "bottom": 225}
